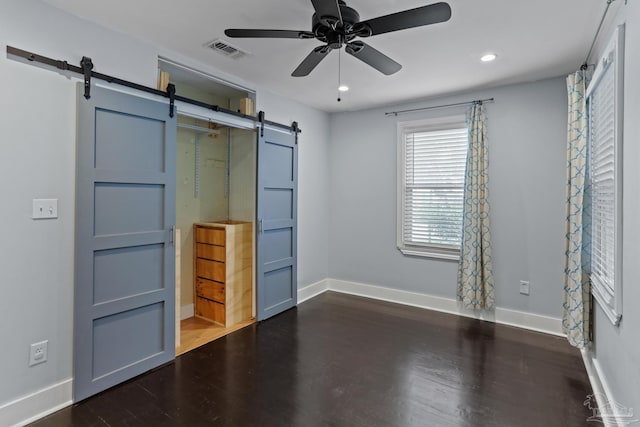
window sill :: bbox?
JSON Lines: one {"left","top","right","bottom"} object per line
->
{"left": 592, "top": 282, "right": 622, "bottom": 326}
{"left": 398, "top": 246, "right": 460, "bottom": 261}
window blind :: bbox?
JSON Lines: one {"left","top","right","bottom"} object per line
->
{"left": 589, "top": 61, "right": 617, "bottom": 298}
{"left": 402, "top": 127, "right": 468, "bottom": 249}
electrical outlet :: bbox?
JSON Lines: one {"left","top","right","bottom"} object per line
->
{"left": 29, "top": 340, "right": 48, "bottom": 366}
{"left": 520, "top": 280, "right": 530, "bottom": 296}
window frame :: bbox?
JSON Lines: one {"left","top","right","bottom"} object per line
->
{"left": 586, "top": 24, "right": 624, "bottom": 326}
{"left": 396, "top": 115, "right": 468, "bottom": 260}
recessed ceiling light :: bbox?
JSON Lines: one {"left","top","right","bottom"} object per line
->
{"left": 481, "top": 53, "right": 497, "bottom": 62}
{"left": 338, "top": 85, "right": 349, "bottom": 92}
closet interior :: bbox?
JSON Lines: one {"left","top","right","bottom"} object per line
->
{"left": 158, "top": 59, "right": 258, "bottom": 354}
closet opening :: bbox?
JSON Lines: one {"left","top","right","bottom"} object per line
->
{"left": 158, "top": 58, "right": 258, "bottom": 355}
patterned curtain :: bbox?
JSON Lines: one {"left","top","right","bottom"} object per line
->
{"left": 457, "top": 102, "right": 495, "bottom": 310}
{"left": 563, "top": 70, "right": 591, "bottom": 348}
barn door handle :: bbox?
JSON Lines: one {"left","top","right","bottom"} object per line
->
{"left": 258, "top": 219, "right": 263, "bottom": 234}
{"left": 170, "top": 225, "right": 176, "bottom": 245}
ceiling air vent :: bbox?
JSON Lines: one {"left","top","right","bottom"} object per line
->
{"left": 206, "top": 39, "right": 247, "bottom": 59}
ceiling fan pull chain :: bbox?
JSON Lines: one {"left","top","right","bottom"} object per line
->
{"left": 337, "top": 49, "right": 342, "bottom": 102}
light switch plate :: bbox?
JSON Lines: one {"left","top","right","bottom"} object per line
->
{"left": 32, "top": 199, "right": 58, "bottom": 219}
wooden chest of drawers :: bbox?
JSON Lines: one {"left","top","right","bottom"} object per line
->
{"left": 193, "top": 221, "right": 253, "bottom": 326}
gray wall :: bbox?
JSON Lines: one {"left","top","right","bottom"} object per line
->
{"left": 328, "top": 77, "right": 568, "bottom": 318}
{"left": 590, "top": 1, "right": 640, "bottom": 415}
{"left": 0, "top": 0, "right": 329, "bottom": 414}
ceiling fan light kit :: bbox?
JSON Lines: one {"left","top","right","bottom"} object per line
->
{"left": 224, "top": 0, "right": 451, "bottom": 78}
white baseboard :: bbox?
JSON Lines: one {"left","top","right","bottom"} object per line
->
{"left": 297, "top": 279, "right": 329, "bottom": 304}
{"left": 180, "top": 303, "right": 194, "bottom": 320}
{"left": 581, "top": 347, "right": 633, "bottom": 427}
{"left": 0, "top": 379, "right": 72, "bottom": 427}
{"left": 299, "top": 278, "right": 563, "bottom": 336}
{"left": 581, "top": 348, "right": 615, "bottom": 427}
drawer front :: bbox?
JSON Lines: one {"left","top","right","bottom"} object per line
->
{"left": 196, "top": 278, "right": 225, "bottom": 303}
{"left": 196, "top": 243, "right": 226, "bottom": 262}
{"left": 195, "top": 227, "right": 225, "bottom": 246}
{"left": 195, "top": 297, "right": 225, "bottom": 325}
{"left": 196, "top": 258, "right": 225, "bottom": 283}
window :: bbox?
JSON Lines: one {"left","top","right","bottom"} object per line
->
{"left": 397, "top": 116, "right": 468, "bottom": 259}
{"left": 587, "top": 25, "right": 624, "bottom": 326}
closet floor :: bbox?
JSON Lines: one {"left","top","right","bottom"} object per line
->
{"left": 176, "top": 316, "right": 255, "bottom": 355}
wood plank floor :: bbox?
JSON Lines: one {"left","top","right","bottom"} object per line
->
{"left": 30, "top": 292, "right": 593, "bottom": 426}
{"left": 176, "top": 317, "right": 255, "bottom": 355}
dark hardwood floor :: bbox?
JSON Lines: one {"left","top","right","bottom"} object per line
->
{"left": 31, "top": 292, "right": 593, "bottom": 426}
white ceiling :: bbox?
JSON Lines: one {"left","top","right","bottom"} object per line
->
{"left": 44, "top": 0, "right": 610, "bottom": 113}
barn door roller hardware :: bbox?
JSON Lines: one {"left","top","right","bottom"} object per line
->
{"left": 167, "top": 83, "right": 176, "bottom": 118}
{"left": 80, "top": 56, "right": 93, "bottom": 99}
{"left": 292, "top": 121, "right": 299, "bottom": 144}
{"left": 6, "top": 45, "right": 301, "bottom": 134}
{"left": 258, "top": 111, "right": 265, "bottom": 137}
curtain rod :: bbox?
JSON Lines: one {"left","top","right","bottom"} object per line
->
{"left": 582, "top": 0, "right": 616, "bottom": 69}
{"left": 384, "top": 98, "right": 495, "bottom": 117}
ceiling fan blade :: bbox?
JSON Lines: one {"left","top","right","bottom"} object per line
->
{"left": 225, "top": 29, "right": 315, "bottom": 39}
{"left": 357, "top": 2, "right": 451, "bottom": 36}
{"left": 345, "top": 41, "right": 401, "bottom": 75}
{"left": 310, "top": 0, "right": 343, "bottom": 27}
{"left": 292, "top": 46, "right": 331, "bottom": 77}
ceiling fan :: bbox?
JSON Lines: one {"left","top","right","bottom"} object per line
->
{"left": 224, "top": 0, "right": 451, "bottom": 77}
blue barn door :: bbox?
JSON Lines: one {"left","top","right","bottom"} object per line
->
{"left": 74, "top": 85, "right": 176, "bottom": 401}
{"left": 256, "top": 127, "right": 298, "bottom": 320}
